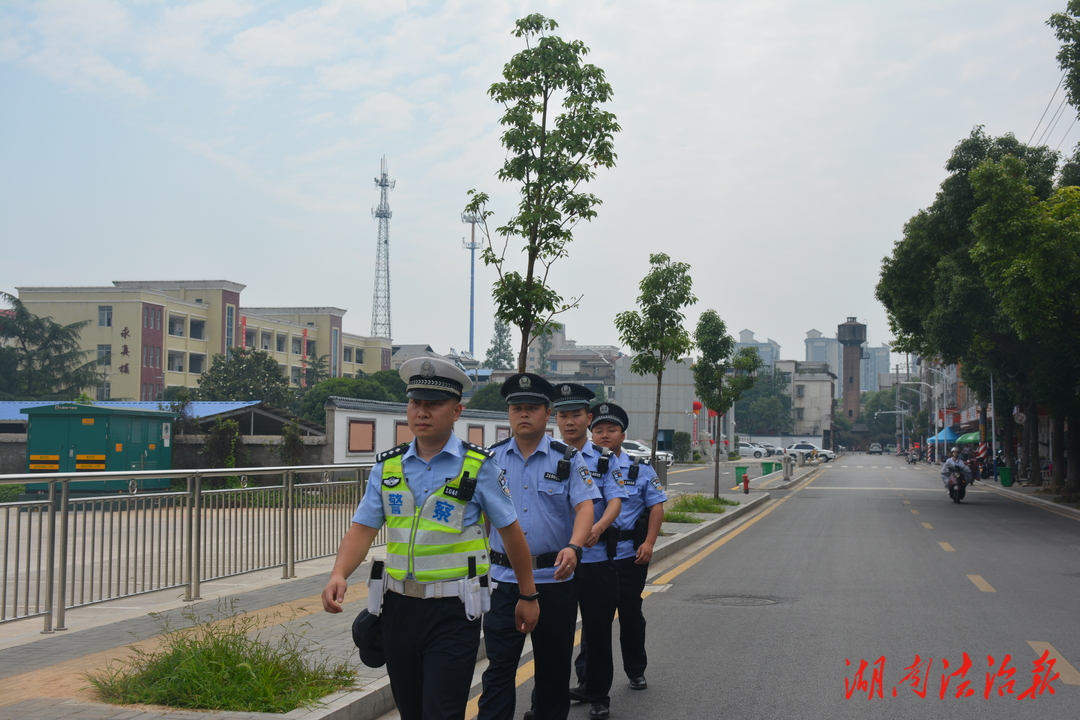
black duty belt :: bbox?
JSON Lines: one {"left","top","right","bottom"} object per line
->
{"left": 618, "top": 529, "right": 637, "bottom": 542}
{"left": 490, "top": 550, "right": 559, "bottom": 569}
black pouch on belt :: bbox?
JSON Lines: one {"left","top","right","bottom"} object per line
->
{"left": 633, "top": 513, "right": 650, "bottom": 550}
{"left": 603, "top": 525, "right": 619, "bottom": 559}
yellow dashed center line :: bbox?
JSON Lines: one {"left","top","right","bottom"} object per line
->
{"left": 938, "top": 542, "right": 955, "bottom": 552}
{"left": 910, "top": 509, "right": 919, "bottom": 515}
{"left": 1027, "top": 642, "right": 1080, "bottom": 685}
{"left": 922, "top": 522, "right": 933, "bottom": 529}
{"left": 967, "top": 574, "right": 996, "bottom": 592}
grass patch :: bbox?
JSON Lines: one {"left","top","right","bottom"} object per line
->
{"left": 669, "top": 494, "right": 739, "bottom": 514}
{"left": 663, "top": 511, "right": 704, "bottom": 524}
{"left": 85, "top": 601, "right": 355, "bottom": 713}
{"left": 0, "top": 484, "right": 24, "bottom": 503}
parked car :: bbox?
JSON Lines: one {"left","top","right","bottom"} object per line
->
{"left": 783, "top": 443, "right": 834, "bottom": 462}
{"left": 868, "top": 443, "right": 883, "bottom": 455}
{"left": 622, "top": 439, "right": 674, "bottom": 467}
{"left": 759, "top": 443, "right": 778, "bottom": 457}
{"left": 736, "top": 441, "right": 766, "bottom": 459}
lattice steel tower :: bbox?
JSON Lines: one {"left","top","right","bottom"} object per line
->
{"left": 370, "top": 156, "right": 395, "bottom": 339}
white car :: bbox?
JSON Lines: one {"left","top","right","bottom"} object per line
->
{"left": 783, "top": 443, "right": 834, "bottom": 462}
{"left": 622, "top": 439, "right": 674, "bottom": 467}
{"left": 736, "top": 441, "right": 767, "bottom": 459}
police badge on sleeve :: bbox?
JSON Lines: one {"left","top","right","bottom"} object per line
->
{"left": 577, "top": 464, "right": 594, "bottom": 487}
{"left": 498, "top": 470, "right": 511, "bottom": 497}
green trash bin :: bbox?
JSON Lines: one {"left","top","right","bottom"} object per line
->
{"left": 735, "top": 465, "right": 749, "bottom": 484}
{"left": 999, "top": 467, "right": 1013, "bottom": 487}
{"left": 761, "top": 462, "right": 775, "bottom": 475}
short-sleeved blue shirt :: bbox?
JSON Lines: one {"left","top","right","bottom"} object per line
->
{"left": 612, "top": 450, "right": 667, "bottom": 561}
{"left": 352, "top": 433, "right": 517, "bottom": 534}
{"left": 489, "top": 433, "right": 601, "bottom": 584}
{"left": 578, "top": 442, "right": 629, "bottom": 564}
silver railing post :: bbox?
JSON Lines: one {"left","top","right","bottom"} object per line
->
{"left": 41, "top": 480, "right": 57, "bottom": 634}
{"left": 184, "top": 474, "right": 194, "bottom": 600}
{"left": 191, "top": 473, "right": 203, "bottom": 600}
{"left": 283, "top": 471, "right": 295, "bottom": 579}
{"left": 55, "top": 479, "right": 70, "bottom": 630}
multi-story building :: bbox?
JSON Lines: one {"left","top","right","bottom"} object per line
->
{"left": 775, "top": 359, "right": 836, "bottom": 437}
{"left": 16, "top": 281, "right": 392, "bottom": 401}
{"left": 736, "top": 330, "right": 781, "bottom": 368}
{"left": 805, "top": 329, "right": 891, "bottom": 394}
{"left": 611, "top": 355, "right": 695, "bottom": 451}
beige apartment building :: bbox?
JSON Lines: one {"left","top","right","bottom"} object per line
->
{"left": 17, "top": 281, "right": 392, "bottom": 401}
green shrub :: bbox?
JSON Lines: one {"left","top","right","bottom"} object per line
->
{"left": 663, "top": 510, "right": 703, "bottom": 524}
{"left": 672, "top": 431, "right": 692, "bottom": 462}
{"left": 669, "top": 494, "right": 738, "bottom": 513}
{"left": 727, "top": 451, "right": 740, "bottom": 461}
{"left": 0, "top": 484, "right": 24, "bottom": 503}
{"left": 85, "top": 601, "right": 354, "bottom": 713}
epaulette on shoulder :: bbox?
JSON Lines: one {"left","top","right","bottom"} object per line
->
{"left": 489, "top": 437, "right": 512, "bottom": 449}
{"left": 462, "top": 440, "right": 495, "bottom": 458}
{"left": 593, "top": 444, "right": 613, "bottom": 457}
{"left": 549, "top": 439, "right": 576, "bottom": 455}
{"left": 375, "top": 442, "right": 410, "bottom": 463}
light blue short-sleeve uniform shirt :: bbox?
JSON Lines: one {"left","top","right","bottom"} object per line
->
{"left": 578, "top": 442, "right": 629, "bottom": 564}
{"left": 489, "top": 433, "right": 601, "bottom": 584}
{"left": 352, "top": 434, "right": 517, "bottom": 536}
{"left": 612, "top": 451, "right": 667, "bottom": 562}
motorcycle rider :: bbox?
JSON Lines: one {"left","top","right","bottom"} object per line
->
{"left": 940, "top": 447, "right": 971, "bottom": 494}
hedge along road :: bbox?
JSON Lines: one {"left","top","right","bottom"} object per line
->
{"left": 465, "top": 460, "right": 1080, "bottom": 720}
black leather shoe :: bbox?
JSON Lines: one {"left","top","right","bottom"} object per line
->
{"left": 523, "top": 711, "right": 535, "bottom": 720}
{"left": 629, "top": 676, "right": 647, "bottom": 690}
{"left": 569, "top": 683, "right": 588, "bottom": 703}
{"left": 589, "top": 703, "right": 610, "bottom": 719}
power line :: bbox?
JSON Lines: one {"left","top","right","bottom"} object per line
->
{"left": 1036, "top": 96, "right": 1069, "bottom": 147}
{"left": 1056, "top": 117, "right": 1078, "bottom": 151}
{"left": 1030, "top": 73, "right": 1065, "bottom": 145}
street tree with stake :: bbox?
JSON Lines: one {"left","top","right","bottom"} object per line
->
{"left": 615, "top": 253, "right": 696, "bottom": 465}
{"left": 692, "top": 310, "right": 763, "bottom": 499}
{"left": 464, "top": 14, "right": 619, "bottom": 372}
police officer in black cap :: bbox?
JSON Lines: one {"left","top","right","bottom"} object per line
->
{"left": 478, "top": 373, "right": 601, "bottom": 720}
{"left": 322, "top": 357, "right": 539, "bottom": 720}
{"left": 552, "top": 383, "right": 627, "bottom": 720}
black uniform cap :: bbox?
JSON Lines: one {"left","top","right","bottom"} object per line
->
{"left": 351, "top": 609, "right": 385, "bottom": 668}
{"left": 501, "top": 373, "right": 556, "bottom": 405}
{"left": 551, "top": 382, "right": 596, "bottom": 411}
{"left": 589, "top": 402, "right": 629, "bottom": 431}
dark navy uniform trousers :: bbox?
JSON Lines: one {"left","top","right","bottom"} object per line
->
{"left": 479, "top": 579, "right": 579, "bottom": 720}
{"left": 575, "top": 556, "right": 650, "bottom": 686}
{"left": 381, "top": 591, "right": 481, "bottom": 720}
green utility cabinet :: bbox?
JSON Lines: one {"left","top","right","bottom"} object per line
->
{"left": 24, "top": 404, "right": 179, "bottom": 495}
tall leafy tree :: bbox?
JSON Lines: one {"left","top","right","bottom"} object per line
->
{"left": 733, "top": 368, "right": 794, "bottom": 436}
{"left": 536, "top": 329, "right": 553, "bottom": 375}
{"left": 466, "top": 382, "right": 506, "bottom": 412}
{"left": 692, "top": 310, "right": 763, "bottom": 498}
{"left": 483, "top": 320, "right": 515, "bottom": 370}
{"left": 1049, "top": 1, "right": 1080, "bottom": 119}
{"left": 0, "top": 292, "right": 101, "bottom": 399}
{"left": 197, "top": 347, "right": 294, "bottom": 409}
{"left": 465, "top": 14, "right": 620, "bottom": 372}
{"left": 296, "top": 377, "right": 393, "bottom": 425}
{"left": 615, "top": 253, "right": 696, "bottom": 464}
{"left": 368, "top": 369, "right": 408, "bottom": 403}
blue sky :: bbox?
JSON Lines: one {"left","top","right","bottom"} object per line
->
{"left": 0, "top": 1, "right": 1072, "bottom": 366}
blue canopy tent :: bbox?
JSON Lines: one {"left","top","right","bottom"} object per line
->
{"left": 926, "top": 427, "right": 960, "bottom": 444}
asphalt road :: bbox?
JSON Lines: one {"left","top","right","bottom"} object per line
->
{"left": 498, "top": 458, "right": 1080, "bottom": 719}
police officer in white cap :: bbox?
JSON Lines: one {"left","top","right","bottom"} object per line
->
{"left": 477, "top": 373, "right": 600, "bottom": 720}
{"left": 322, "top": 357, "right": 539, "bottom": 720}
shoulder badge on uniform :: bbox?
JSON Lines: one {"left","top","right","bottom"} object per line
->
{"left": 375, "top": 442, "right": 410, "bottom": 463}
{"left": 461, "top": 440, "right": 495, "bottom": 458}
{"left": 577, "top": 464, "right": 594, "bottom": 487}
{"left": 649, "top": 475, "right": 663, "bottom": 491}
{"left": 489, "top": 437, "right": 512, "bottom": 449}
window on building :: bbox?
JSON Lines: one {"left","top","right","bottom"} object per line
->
{"left": 796, "top": 384, "right": 805, "bottom": 398}
{"left": 245, "top": 329, "right": 256, "bottom": 348}
{"left": 261, "top": 331, "right": 272, "bottom": 350}
{"left": 97, "top": 344, "right": 112, "bottom": 366}
{"left": 168, "top": 316, "right": 185, "bottom": 337}
{"left": 225, "top": 306, "right": 235, "bottom": 354}
{"left": 395, "top": 421, "right": 414, "bottom": 445}
{"left": 189, "top": 354, "right": 206, "bottom": 374}
{"left": 306, "top": 340, "right": 316, "bottom": 357}
{"left": 550, "top": 360, "right": 558, "bottom": 371}
{"left": 190, "top": 319, "right": 206, "bottom": 340}
{"left": 277, "top": 334, "right": 286, "bottom": 352}
{"left": 96, "top": 383, "right": 111, "bottom": 400}
{"left": 795, "top": 408, "right": 804, "bottom": 421}
{"left": 292, "top": 337, "right": 302, "bottom": 355}
{"left": 331, "top": 328, "right": 340, "bottom": 378}
{"left": 348, "top": 420, "right": 376, "bottom": 453}
{"left": 155, "top": 346, "right": 161, "bottom": 368}
{"left": 356, "top": 348, "right": 365, "bottom": 365}
{"left": 168, "top": 351, "right": 185, "bottom": 373}
{"left": 468, "top": 425, "right": 484, "bottom": 446}
{"left": 848, "top": 409, "right": 853, "bottom": 417}
{"left": 98, "top": 306, "right": 112, "bottom": 327}
{"left": 849, "top": 376, "right": 854, "bottom": 384}
{"left": 290, "top": 366, "right": 301, "bottom": 384}
{"left": 343, "top": 347, "right": 353, "bottom": 363}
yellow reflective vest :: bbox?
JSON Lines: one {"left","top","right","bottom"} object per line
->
{"left": 379, "top": 443, "right": 492, "bottom": 582}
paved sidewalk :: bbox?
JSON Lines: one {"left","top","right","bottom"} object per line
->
{"left": 0, "top": 488, "right": 775, "bottom": 720}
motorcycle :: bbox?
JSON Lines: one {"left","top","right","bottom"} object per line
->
{"left": 907, "top": 450, "right": 919, "bottom": 464}
{"left": 947, "top": 469, "right": 968, "bottom": 503}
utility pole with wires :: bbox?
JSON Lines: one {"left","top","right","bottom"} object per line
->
{"left": 461, "top": 212, "right": 482, "bottom": 355}
{"left": 370, "top": 157, "right": 395, "bottom": 339}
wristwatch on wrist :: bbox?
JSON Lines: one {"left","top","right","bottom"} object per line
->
{"left": 566, "top": 543, "right": 583, "bottom": 562}
{"left": 518, "top": 591, "right": 541, "bottom": 602}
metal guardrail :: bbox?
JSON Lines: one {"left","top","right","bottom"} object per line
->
{"left": 0, "top": 463, "right": 375, "bottom": 632}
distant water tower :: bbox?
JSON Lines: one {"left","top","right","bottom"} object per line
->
{"left": 837, "top": 317, "right": 867, "bottom": 422}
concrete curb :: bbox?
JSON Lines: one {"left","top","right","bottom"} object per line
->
{"left": 979, "top": 482, "right": 1080, "bottom": 519}
{"left": 651, "top": 492, "right": 771, "bottom": 563}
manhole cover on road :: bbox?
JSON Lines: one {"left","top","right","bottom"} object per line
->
{"left": 693, "top": 595, "right": 780, "bottom": 606}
